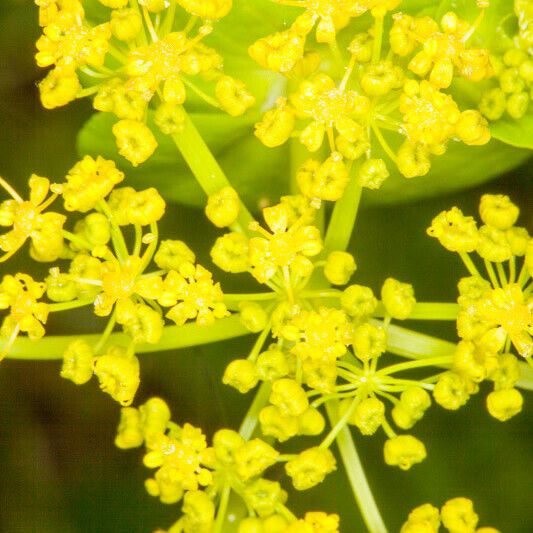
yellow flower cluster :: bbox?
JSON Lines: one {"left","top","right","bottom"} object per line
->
{"left": 428, "top": 194, "right": 531, "bottom": 421}
{"left": 0, "top": 175, "right": 65, "bottom": 262}
{"left": 402, "top": 497, "right": 499, "bottom": 533}
{"left": 0, "top": 159, "right": 228, "bottom": 407}
{"left": 479, "top": 0, "right": 532, "bottom": 122}
{"left": 35, "top": 0, "right": 254, "bottom": 166}
{"left": 213, "top": 193, "right": 440, "bottom": 472}
{"left": 114, "top": 397, "right": 340, "bottom": 533}
{"left": 251, "top": 1, "right": 492, "bottom": 190}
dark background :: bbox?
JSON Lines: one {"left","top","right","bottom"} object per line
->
{"left": 0, "top": 2, "right": 531, "bottom": 532}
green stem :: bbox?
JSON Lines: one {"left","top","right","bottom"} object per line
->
{"left": 320, "top": 396, "right": 360, "bottom": 448}
{"left": 373, "top": 302, "right": 459, "bottom": 320}
{"left": 238, "top": 382, "right": 271, "bottom": 440}
{"left": 214, "top": 484, "right": 231, "bottom": 533}
{"left": 325, "top": 402, "right": 388, "bottom": 533}
{"left": 381, "top": 321, "right": 533, "bottom": 391}
{"left": 323, "top": 164, "right": 362, "bottom": 254}
{"left": 377, "top": 355, "right": 453, "bottom": 376}
{"left": 2, "top": 315, "right": 250, "bottom": 360}
{"left": 223, "top": 292, "right": 278, "bottom": 302}
{"left": 98, "top": 200, "right": 129, "bottom": 262}
{"left": 372, "top": 15, "right": 384, "bottom": 64}
{"left": 48, "top": 298, "right": 94, "bottom": 313}
{"left": 171, "top": 111, "right": 254, "bottom": 233}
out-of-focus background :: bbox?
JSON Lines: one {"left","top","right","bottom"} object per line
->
{"left": 0, "top": 2, "right": 531, "bottom": 532}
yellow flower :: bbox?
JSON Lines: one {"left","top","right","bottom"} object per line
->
{"left": 62, "top": 156, "right": 124, "bottom": 212}
{"left": 160, "top": 265, "right": 228, "bottom": 326}
{"left": 0, "top": 273, "right": 49, "bottom": 357}
{"left": 248, "top": 201, "right": 322, "bottom": 283}
{"left": 0, "top": 174, "right": 65, "bottom": 262}
{"left": 93, "top": 345, "right": 140, "bottom": 406}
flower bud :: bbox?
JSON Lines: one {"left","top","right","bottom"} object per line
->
{"left": 285, "top": 447, "right": 336, "bottom": 490}
{"left": 39, "top": 68, "right": 80, "bottom": 110}
{"left": 255, "top": 98, "right": 295, "bottom": 147}
{"left": 352, "top": 397, "right": 385, "bottom": 435}
{"left": 243, "top": 479, "right": 287, "bottom": 519}
{"left": 181, "top": 490, "right": 215, "bottom": 532}
{"left": 479, "top": 194, "right": 519, "bottom": 230}
{"left": 238, "top": 517, "right": 264, "bottom": 533}
{"left": 155, "top": 240, "right": 196, "bottom": 273}
{"left": 506, "top": 91, "right": 529, "bottom": 119}
{"left": 479, "top": 88, "right": 507, "bottom": 121}
{"left": 352, "top": 323, "right": 386, "bottom": 361}
{"left": 433, "top": 372, "right": 470, "bottom": 410}
{"left": 298, "top": 407, "right": 326, "bottom": 436}
{"left": 162, "top": 78, "right": 186, "bottom": 105}
{"left": 93, "top": 346, "right": 140, "bottom": 406}
{"left": 238, "top": 301, "right": 268, "bottom": 333}
{"left": 427, "top": 207, "right": 478, "bottom": 253}
{"left": 255, "top": 347, "right": 290, "bottom": 382}
{"left": 397, "top": 142, "right": 431, "bottom": 179}
{"left": 486, "top": 388, "right": 523, "bottom": 421}
{"left": 234, "top": 439, "right": 279, "bottom": 480}
{"left": 82, "top": 213, "right": 111, "bottom": 246}
{"left": 213, "top": 428, "right": 244, "bottom": 464}
{"left": 476, "top": 226, "right": 512, "bottom": 262}
{"left": 269, "top": 378, "right": 308, "bottom": 416}
{"left": 216, "top": 76, "right": 255, "bottom": 117}
{"left": 401, "top": 503, "right": 440, "bottom": 533}
{"left": 381, "top": 277, "right": 416, "bottom": 320}
{"left": 46, "top": 272, "right": 78, "bottom": 302}
{"left": 259, "top": 405, "right": 299, "bottom": 442}
{"left": 112, "top": 120, "right": 158, "bottom": 167}
{"left": 357, "top": 158, "right": 389, "bottom": 190}
{"left": 223, "top": 359, "right": 259, "bottom": 393}
{"left": 205, "top": 186, "right": 240, "bottom": 228}
{"left": 456, "top": 110, "right": 490, "bottom": 146}
{"left": 60, "top": 339, "right": 95, "bottom": 385}
{"left": 384, "top": 435, "right": 426, "bottom": 470}
{"left": 441, "top": 498, "right": 478, "bottom": 533}
{"left": 262, "top": 514, "right": 289, "bottom": 533}
{"left": 154, "top": 103, "right": 186, "bottom": 135}
{"left": 324, "top": 251, "right": 357, "bottom": 285}
{"left": 341, "top": 284, "right": 377, "bottom": 319}
{"left": 110, "top": 8, "right": 142, "bottom": 42}
{"left": 115, "top": 407, "right": 144, "bottom": 449}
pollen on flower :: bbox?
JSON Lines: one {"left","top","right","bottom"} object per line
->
{"left": 34, "top": 0, "right": 250, "bottom": 166}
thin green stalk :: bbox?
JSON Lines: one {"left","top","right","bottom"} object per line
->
{"left": 48, "top": 298, "right": 95, "bottom": 313}
{"left": 2, "top": 315, "right": 250, "bottom": 360}
{"left": 214, "top": 484, "right": 231, "bottom": 533}
{"left": 238, "top": 382, "right": 271, "bottom": 440}
{"left": 171, "top": 111, "right": 254, "bottom": 233}
{"left": 373, "top": 302, "right": 460, "bottom": 320}
{"left": 325, "top": 402, "right": 388, "bottom": 533}
{"left": 323, "top": 164, "right": 362, "bottom": 253}
{"left": 381, "top": 321, "right": 533, "bottom": 391}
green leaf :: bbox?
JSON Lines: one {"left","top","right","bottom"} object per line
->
{"left": 77, "top": 111, "right": 290, "bottom": 209}
{"left": 366, "top": 138, "right": 531, "bottom": 205}
{"left": 490, "top": 111, "right": 533, "bottom": 149}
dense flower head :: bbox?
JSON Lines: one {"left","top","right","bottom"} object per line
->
{"left": 479, "top": 0, "right": 533, "bottom": 122}
{"left": 429, "top": 194, "right": 531, "bottom": 421}
{"left": 114, "top": 400, "right": 339, "bottom": 532}
{"left": 34, "top": 0, "right": 254, "bottom": 166}
{"left": 251, "top": 0, "right": 492, "bottom": 187}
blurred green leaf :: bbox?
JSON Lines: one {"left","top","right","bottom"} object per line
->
{"left": 490, "top": 111, "right": 533, "bottom": 149}
{"left": 77, "top": 111, "right": 289, "bottom": 209}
